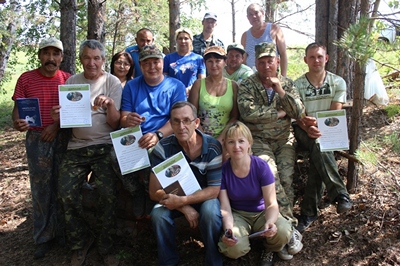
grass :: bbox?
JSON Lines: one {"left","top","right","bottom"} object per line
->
{"left": 356, "top": 138, "right": 381, "bottom": 167}
{"left": 0, "top": 51, "right": 30, "bottom": 130}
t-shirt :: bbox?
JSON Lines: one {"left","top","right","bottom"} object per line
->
{"left": 163, "top": 52, "right": 206, "bottom": 87}
{"left": 223, "top": 64, "right": 253, "bottom": 84}
{"left": 245, "top": 23, "right": 274, "bottom": 69}
{"left": 125, "top": 45, "right": 142, "bottom": 77}
{"left": 66, "top": 72, "right": 122, "bottom": 149}
{"left": 221, "top": 155, "right": 275, "bottom": 212}
{"left": 151, "top": 129, "right": 222, "bottom": 188}
{"left": 198, "top": 78, "right": 233, "bottom": 138}
{"left": 121, "top": 75, "right": 186, "bottom": 134}
{"left": 294, "top": 71, "right": 347, "bottom": 117}
{"left": 12, "top": 69, "right": 71, "bottom": 131}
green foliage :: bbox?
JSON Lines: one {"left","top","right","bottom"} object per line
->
{"left": 384, "top": 131, "right": 400, "bottom": 153}
{"left": 356, "top": 138, "right": 380, "bottom": 166}
{"left": 287, "top": 46, "right": 307, "bottom": 80}
{"left": 384, "top": 104, "right": 400, "bottom": 118}
{"left": 116, "top": 249, "right": 133, "bottom": 260}
{"left": 335, "top": 15, "right": 376, "bottom": 66}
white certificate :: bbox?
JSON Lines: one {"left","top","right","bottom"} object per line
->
{"left": 59, "top": 84, "right": 92, "bottom": 128}
{"left": 110, "top": 126, "right": 150, "bottom": 175}
{"left": 316, "top": 110, "right": 349, "bottom": 152}
{"left": 152, "top": 151, "right": 201, "bottom": 196}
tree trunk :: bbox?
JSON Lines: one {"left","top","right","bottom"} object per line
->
{"left": 347, "top": 0, "right": 370, "bottom": 193}
{"left": 0, "top": 0, "right": 19, "bottom": 84}
{"left": 264, "top": 0, "right": 288, "bottom": 22}
{"left": 87, "top": 0, "right": 106, "bottom": 43}
{"left": 168, "top": 0, "right": 180, "bottom": 53}
{"left": 230, "top": 0, "right": 236, "bottom": 43}
{"left": 59, "top": 0, "right": 77, "bottom": 75}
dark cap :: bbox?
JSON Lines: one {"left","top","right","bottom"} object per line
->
{"left": 203, "top": 12, "right": 217, "bottom": 21}
{"left": 227, "top": 43, "right": 246, "bottom": 55}
{"left": 139, "top": 45, "right": 163, "bottom": 61}
{"left": 255, "top": 42, "right": 277, "bottom": 59}
{"left": 203, "top": 46, "right": 226, "bottom": 57}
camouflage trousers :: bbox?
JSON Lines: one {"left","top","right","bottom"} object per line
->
{"left": 293, "top": 124, "right": 349, "bottom": 216}
{"left": 253, "top": 135, "right": 297, "bottom": 226}
{"left": 110, "top": 148, "right": 155, "bottom": 218}
{"left": 58, "top": 144, "right": 117, "bottom": 254}
{"left": 25, "top": 129, "right": 69, "bottom": 244}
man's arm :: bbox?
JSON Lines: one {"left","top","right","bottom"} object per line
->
{"left": 272, "top": 23, "right": 287, "bottom": 77}
{"left": 240, "top": 32, "right": 248, "bottom": 65}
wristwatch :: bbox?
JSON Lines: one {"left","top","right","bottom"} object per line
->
{"left": 155, "top": 131, "right": 163, "bottom": 140}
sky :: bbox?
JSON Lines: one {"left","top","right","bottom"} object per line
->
{"left": 184, "top": 0, "right": 316, "bottom": 47}
{"left": 184, "top": 0, "right": 396, "bottom": 47}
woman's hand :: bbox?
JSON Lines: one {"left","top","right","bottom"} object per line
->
{"left": 261, "top": 223, "right": 277, "bottom": 238}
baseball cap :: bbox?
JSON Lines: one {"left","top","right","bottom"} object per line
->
{"left": 175, "top": 28, "right": 193, "bottom": 41}
{"left": 139, "top": 45, "right": 163, "bottom": 61}
{"left": 203, "top": 46, "right": 226, "bottom": 57}
{"left": 39, "top": 37, "right": 63, "bottom": 52}
{"left": 227, "top": 43, "right": 246, "bottom": 55}
{"left": 203, "top": 12, "right": 217, "bottom": 21}
{"left": 255, "top": 42, "right": 277, "bottom": 59}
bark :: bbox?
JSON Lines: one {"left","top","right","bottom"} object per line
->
{"left": 347, "top": 0, "right": 370, "bottom": 193}
{"left": 0, "top": 0, "right": 19, "bottom": 83}
{"left": 59, "top": 0, "right": 77, "bottom": 75}
{"left": 168, "top": 0, "right": 180, "bottom": 53}
{"left": 231, "top": 0, "right": 236, "bottom": 43}
{"left": 87, "top": 0, "right": 106, "bottom": 43}
{"left": 264, "top": 0, "right": 288, "bottom": 22}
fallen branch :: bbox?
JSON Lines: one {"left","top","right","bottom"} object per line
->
{"left": 335, "top": 150, "right": 362, "bottom": 164}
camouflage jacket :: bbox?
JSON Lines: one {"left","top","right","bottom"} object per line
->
{"left": 238, "top": 73, "right": 305, "bottom": 141}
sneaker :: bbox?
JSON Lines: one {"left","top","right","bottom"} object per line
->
{"left": 277, "top": 245, "right": 293, "bottom": 260}
{"left": 296, "top": 214, "right": 318, "bottom": 233}
{"left": 103, "top": 253, "right": 120, "bottom": 266}
{"left": 336, "top": 194, "right": 353, "bottom": 213}
{"left": 71, "top": 237, "right": 94, "bottom": 266}
{"left": 259, "top": 250, "right": 274, "bottom": 266}
{"left": 287, "top": 229, "right": 303, "bottom": 255}
{"left": 34, "top": 242, "right": 51, "bottom": 259}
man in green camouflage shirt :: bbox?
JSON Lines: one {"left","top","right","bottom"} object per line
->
{"left": 238, "top": 42, "right": 305, "bottom": 261}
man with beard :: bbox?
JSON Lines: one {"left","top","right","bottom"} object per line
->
{"left": 12, "top": 37, "right": 71, "bottom": 259}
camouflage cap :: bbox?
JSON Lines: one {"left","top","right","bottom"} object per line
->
{"left": 139, "top": 45, "right": 163, "bottom": 61}
{"left": 255, "top": 42, "right": 277, "bottom": 59}
{"left": 227, "top": 43, "right": 246, "bottom": 55}
{"left": 203, "top": 46, "right": 226, "bottom": 58}
{"left": 39, "top": 37, "right": 63, "bottom": 52}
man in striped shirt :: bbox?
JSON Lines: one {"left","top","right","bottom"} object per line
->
{"left": 149, "top": 101, "right": 223, "bottom": 266}
{"left": 12, "top": 37, "right": 71, "bottom": 259}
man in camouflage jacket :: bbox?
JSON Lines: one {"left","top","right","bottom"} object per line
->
{"left": 238, "top": 42, "right": 305, "bottom": 257}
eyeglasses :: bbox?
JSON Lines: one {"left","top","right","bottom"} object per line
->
{"left": 115, "top": 61, "right": 131, "bottom": 68}
{"left": 170, "top": 118, "right": 196, "bottom": 126}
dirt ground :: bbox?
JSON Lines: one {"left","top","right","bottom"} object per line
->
{"left": 1, "top": 102, "right": 399, "bottom": 266}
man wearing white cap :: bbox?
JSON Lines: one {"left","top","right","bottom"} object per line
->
{"left": 12, "top": 37, "right": 71, "bottom": 259}
{"left": 223, "top": 43, "right": 254, "bottom": 84}
{"left": 193, "top": 12, "right": 224, "bottom": 56}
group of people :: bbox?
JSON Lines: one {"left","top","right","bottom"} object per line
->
{"left": 11, "top": 3, "right": 353, "bottom": 266}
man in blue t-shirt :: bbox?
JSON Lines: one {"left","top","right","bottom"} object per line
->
{"left": 119, "top": 45, "right": 186, "bottom": 219}
{"left": 125, "top": 28, "right": 154, "bottom": 78}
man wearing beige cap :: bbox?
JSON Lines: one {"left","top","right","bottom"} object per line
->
{"left": 193, "top": 12, "right": 224, "bottom": 56}
{"left": 223, "top": 43, "right": 253, "bottom": 84}
{"left": 117, "top": 45, "right": 186, "bottom": 220}
{"left": 11, "top": 37, "right": 71, "bottom": 259}
{"left": 237, "top": 42, "right": 305, "bottom": 263}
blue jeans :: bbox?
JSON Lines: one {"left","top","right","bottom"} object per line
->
{"left": 151, "top": 198, "right": 223, "bottom": 266}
